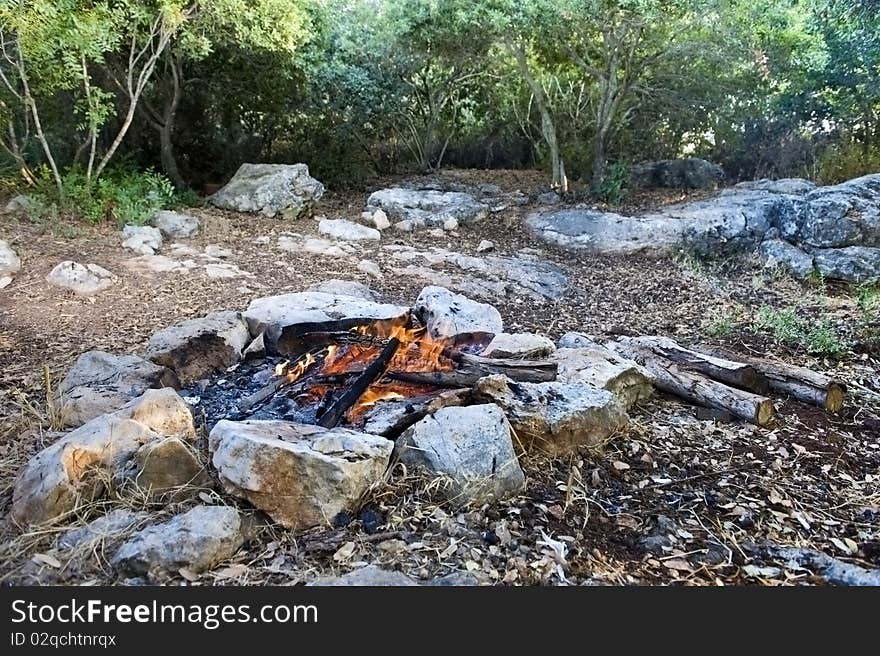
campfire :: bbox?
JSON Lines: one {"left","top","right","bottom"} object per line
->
{"left": 206, "top": 312, "right": 557, "bottom": 436}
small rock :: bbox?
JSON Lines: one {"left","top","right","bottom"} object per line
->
{"left": 204, "top": 244, "right": 232, "bottom": 259}
{"left": 122, "top": 225, "right": 163, "bottom": 256}
{"left": 209, "top": 419, "right": 393, "bottom": 530}
{"left": 0, "top": 275, "right": 11, "bottom": 289}
{"left": 372, "top": 208, "right": 391, "bottom": 230}
{"left": 57, "top": 509, "right": 151, "bottom": 552}
{"left": 46, "top": 261, "right": 113, "bottom": 294}
{"left": 308, "top": 565, "right": 419, "bottom": 586}
{"left": 242, "top": 333, "right": 265, "bottom": 360}
{"left": 302, "top": 237, "right": 354, "bottom": 257}
{"left": 111, "top": 505, "right": 244, "bottom": 578}
{"left": 415, "top": 286, "right": 503, "bottom": 342}
{"left": 151, "top": 210, "right": 200, "bottom": 239}
{"left": 427, "top": 572, "right": 480, "bottom": 586}
{"left": 123, "top": 254, "right": 184, "bottom": 275}
{"left": 204, "top": 262, "right": 248, "bottom": 278}
{"left": 478, "top": 183, "right": 503, "bottom": 196}
{"left": 0, "top": 239, "right": 21, "bottom": 278}
{"left": 357, "top": 259, "right": 382, "bottom": 278}
{"left": 394, "top": 404, "right": 525, "bottom": 503}
{"left": 442, "top": 216, "right": 459, "bottom": 231}
{"left": 557, "top": 332, "right": 597, "bottom": 349}
{"left": 319, "top": 218, "right": 381, "bottom": 242}
{"left": 3, "top": 194, "right": 30, "bottom": 213}
{"left": 474, "top": 374, "right": 629, "bottom": 455}
{"left": 537, "top": 191, "right": 561, "bottom": 205}
{"left": 481, "top": 333, "right": 555, "bottom": 359}
{"left": 393, "top": 218, "right": 426, "bottom": 232}
{"left": 477, "top": 240, "right": 495, "bottom": 253}
{"left": 57, "top": 350, "right": 179, "bottom": 428}
{"left": 145, "top": 311, "right": 250, "bottom": 383}
{"left": 117, "top": 436, "right": 208, "bottom": 498}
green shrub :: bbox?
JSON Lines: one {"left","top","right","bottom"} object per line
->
{"left": 30, "top": 167, "right": 176, "bottom": 226}
{"left": 595, "top": 162, "right": 629, "bottom": 206}
{"left": 816, "top": 141, "right": 880, "bottom": 185}
{"left": 705, "top": 309, "right": 738, "bottom": 337}
{"left": 753, "top": 305, "right": 847, "bottom": 357}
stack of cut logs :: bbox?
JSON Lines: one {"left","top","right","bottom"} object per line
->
{"left": 610, "top": 336, "right": 846, "bottom": 426}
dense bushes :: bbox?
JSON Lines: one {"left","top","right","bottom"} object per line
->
{"left": 0, "top": 0, "right": 877, "bottom": 210}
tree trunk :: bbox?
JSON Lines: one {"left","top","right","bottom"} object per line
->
{"left": 507, "top": 41, "right": 567, "bottom": 192}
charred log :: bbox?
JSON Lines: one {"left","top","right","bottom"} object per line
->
{"left": 318, "top": 337, "right": 402, "bottom": 428}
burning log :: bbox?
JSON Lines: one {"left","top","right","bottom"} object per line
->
{"left": 318, "top": 337, "right": 402, "bottom": 428}
{"left": 612, "top": 338, "right": 776, "bottom": 427}
{"left": 236, "top": 351, "right": 321, "bottom": 413}
{"left": 387, "top": 355, "right": 557, "bottom": 388}
{"left": 628, "top": 336, "right": 769, "bottom": 394}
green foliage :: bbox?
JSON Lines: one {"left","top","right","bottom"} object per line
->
{"left": 595, "top": 162, "right": 629, "bottom": 205}
{"left": 753, "top": 305, "right": 848, "bottom": 356}
{"left": 705, "top": 309, "right": 738, "bottom": 338}
{"left": 31, "top": 167, "right": 175, "bottom": 226}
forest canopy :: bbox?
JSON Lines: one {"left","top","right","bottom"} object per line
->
{"left": 0, "top": 0, "right": 877, "bottom": 204}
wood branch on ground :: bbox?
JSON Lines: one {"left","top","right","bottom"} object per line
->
{"left": 628, "top": 335, "right": 769, "bottom": 394}
{"left": 710, "top": 347, "right": 846, "bottom": 412}
{"left": 611, "top": 338, "right": 776, "bottom": 426}
{"left": 388, "top": 355, "right": 557, "bottom": 388}
{"left": 318, "top": 336, "right": 402, "bottom": 428}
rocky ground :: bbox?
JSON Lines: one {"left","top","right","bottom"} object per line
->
{"left": 0, "top": 168, "right": 878, "bottom": 586}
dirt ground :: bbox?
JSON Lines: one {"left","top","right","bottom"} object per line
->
{"left": 0, "top": 168, "right": 878, "bottom": 586}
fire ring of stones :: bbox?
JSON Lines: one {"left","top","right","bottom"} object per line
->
{"left": 13, "top": 284, "right": 846, "bottom": 581}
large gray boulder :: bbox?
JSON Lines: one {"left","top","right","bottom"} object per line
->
{"left": 12, "top": 388, "right": 196, "bottom": 526}
{"left": 145, "top": 311, "right": 251, "bottom": 383}
{"left": 630, "top": 158, "right": 725, "bottom": 189}
{"left": 473, "top": 374, "right": 629, "bottom": 456}
{"left": 812, "top": 246, "right": 880, "bottom": 283}
{"left": 46, "top": 261, "right": 113, "bottom": 294}
{"left": 243, "top": 291, "right": 410, "bottom": 353}
{"left": 210, "top": 163, "right": 324, "bottom": 218}
{"left": 414, "top": 286, "right": 502, "bottom": 342}
{"left": 209, "top": 419, "right": 393, "bottom": 530}
{"left": 366, "top": 187, "right": 489, "bottom": 229}
{"left": 759, "top": 239, "right": 815, "bottom": 279}
{"left": 394, "top": 404, "right": 524, "bottom": 503}
{"left": 111, "top": 505, "right": 243, "bottom": 578}
{"left": 57, "top": 350, "right": 180, "bottom": 427}
{"left": 526, "top": 188, "right": 790, "bottom": 256}
{"left": 388, "top": 246, "right": 567, "bottom": 302}
{"left": 799, "top": 174, "right": 880, "bottom": 249}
